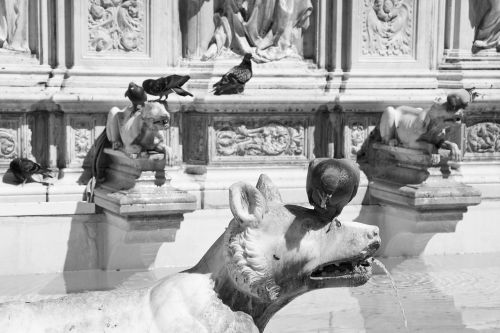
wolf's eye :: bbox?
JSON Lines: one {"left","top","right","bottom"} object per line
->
{"left": 335, "top": 219, "right": 342, "bottom": 228}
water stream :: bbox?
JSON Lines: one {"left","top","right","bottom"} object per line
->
{"left": 372, "top": 258, "right": 409, "bottom": 330}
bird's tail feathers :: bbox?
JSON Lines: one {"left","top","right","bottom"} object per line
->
{"left": 172, "top": 87, "right": 193, "bottom": 97}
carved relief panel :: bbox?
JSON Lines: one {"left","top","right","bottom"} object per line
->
{"left": 210, "top": 116, "right": 309, "bottom": 164}
{"left": 343, "top": 114, "right": 379, "bottom": 160}
{"left": 465, "top": 122, "right": 500, "bottom": 160}
{"left": 87, "top": 0, "right": 146, "bottom": 54}
{"left": 362, "top": 0, "right": 414, "bottom": 57}
{"left": 0, "top": 114, "right": 33, "bottom": 168}
{"left": 66, "top": 115, "right": 105, "bottom": 168}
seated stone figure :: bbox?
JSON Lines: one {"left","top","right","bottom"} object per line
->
{"left": 379, "top": 90, "right": 471, "bottom": 162}
{"left": 106, "top": 102, "right": 170, "bottom": 158}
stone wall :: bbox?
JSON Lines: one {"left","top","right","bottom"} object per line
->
{"left": 1, "top": 0, "right": 499, "bottom": 205}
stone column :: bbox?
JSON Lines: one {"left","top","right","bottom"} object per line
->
{"left": 181, "top": 0, "right": 215, "bottom": 59}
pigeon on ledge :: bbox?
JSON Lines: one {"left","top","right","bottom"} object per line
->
{"left": 212, "top": 53, "right": 253, "bottom": 95}
{"left": 142, "top": 75, "right": 193, "bottom": 101}
{"left": 9, "top": 158, "right": 54, "bottom": 185}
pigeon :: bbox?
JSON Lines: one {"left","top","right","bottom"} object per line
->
{"left": 306, "top": 158, "right": 360, "bottom": 220}
{"left": 9, "top": 158, "right": 54, "bottom": 185}
{"left": 142, "top": 75, "right": 193, "bottom": 101}
{"left": 212, "top": 53, "right": 253, "bottom": 95}
{"left": 124, "top": 82, "right": 147, "bottom": 112}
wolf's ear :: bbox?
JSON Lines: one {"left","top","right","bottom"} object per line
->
{"left": 256, "top": 174, "right": 282, "bottom": 204}
{"left": 229, "top": 182, "right": 267, "bottom": 228}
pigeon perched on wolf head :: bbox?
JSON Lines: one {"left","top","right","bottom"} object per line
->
{"left": 142, "top": 75, "right": 193, "bottom": 101}
{"left": 124, "top": 82, "right": 147, "bottom": 112}
{"left": 9, "top": 158, "right": 54, "bottom": 185}
{"left": 212, "top": 53, "right": 253, "bottom": 95}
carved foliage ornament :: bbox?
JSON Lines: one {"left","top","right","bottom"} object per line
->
{"left": 88, "top": 0, "right": 145, "bottom": 53}
{"left": 362, "top": 0, "right": 413, "bottom": 56}
{"left": 215, "top": 121, "right": 304, "bottom": 157}
{"left": 466, "top": 122, "right": 500, "bottom": 153}
{"left": 0, "top": 130, "right": 16, "bottom": 159}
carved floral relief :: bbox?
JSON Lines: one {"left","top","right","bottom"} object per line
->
{"left": 0, "top": 129, "right": 16, "bottom": 159}
{"left": 466, "top": 122, "right": 500, "bottom": 153}
{"left": 88, "top": 0, "right": 145, "bottom": 53}
{"left": 215, "top": 121, "right": 304, "bottom": 157}
{"left": 362, "top": 0, "right": 413, "bottom": 56}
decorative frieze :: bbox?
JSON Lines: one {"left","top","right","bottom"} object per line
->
{"left": 0, "top": 129, "right": 17, "bottom": 160}
{"left": 466, "top": 122, "right": 500, "bottom": 153}
{"left": 87, "top": 0, "right": 146, "bottom": 53}
{"left": 362, "top": 0, "right": 414, "bottom": 56}
{"left": 214, "top": 120, "right": 305, "bottom": 158}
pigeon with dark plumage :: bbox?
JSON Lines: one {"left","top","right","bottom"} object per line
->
{"left": 9, "top": 158, "right": 53, "bottom": 185}
{"left": 212, "top": 53, "right": 253, "bottom": 95}
{"left": 306, "top": 158, "right": 360, "bottom": 220}
{"left": 124, "top": 82, "right": 147, "bottom": 112}
{"left": 142, "top": 75, "right": 193, "bottom": 101}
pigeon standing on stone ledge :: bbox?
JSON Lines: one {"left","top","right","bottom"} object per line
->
{"left": 9, "top": 158, "right": 54, "bottom": 185}
{"left": 212, "top": 53, "right": 253, "bottom": 95}
{"left": 142, "top": 75, "right": 193, "bottom": 102}
{"left": 124, "top": 82, "right": 147, "bottom": 112}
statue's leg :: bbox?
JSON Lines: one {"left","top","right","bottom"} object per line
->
{"left": 379, "top": 106, "right": 397, "bottom": 145}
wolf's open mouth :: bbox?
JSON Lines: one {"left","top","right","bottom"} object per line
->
{"left": 310, "top": 257, "right": 373, "bottom": 280}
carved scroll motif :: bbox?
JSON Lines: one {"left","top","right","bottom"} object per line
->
{"left": 0, "top": 129, "right": 16, "bottom": 159}
{"left": 88, "top": 0, "right": 145, "bottom": 53}
{"left": 215, "top": 122, "right": 304, "bottom": 157}
{"left": 362, "top": 0, "right": 413, "bottom": 56}
{"left": 466, "top": 122, "right": 500, "bottom": 153}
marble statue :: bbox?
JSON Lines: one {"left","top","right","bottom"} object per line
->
{"left": 0, "top": 173, "right": 380, "bottom": 332}
{"left": 106, "top": 101, "right": 170, "bottom": 158}
{"left": 202, "top": 0, "right": 313, "bottom": 63}
{"left": 0, "top": 0, "right": 29, "bottom": 52}
{"left": 378, "top": 90, "right": 472, "bottom": 162}
{"left": 471, "top": 0, "right": 500, "bottom": 53}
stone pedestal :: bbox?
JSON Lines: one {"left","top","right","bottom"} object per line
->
{"left": 94, "top": 149, "right": 196, "bottom": 270}
{"left": 368, "top": 144, "right": 481, "bottom": 256}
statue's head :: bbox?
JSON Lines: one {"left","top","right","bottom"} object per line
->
{"left": 141, "top": 102, "right": 170, "bottom": 131}
{"left": 223, "top": 174, "right": 379, "bottom": 303}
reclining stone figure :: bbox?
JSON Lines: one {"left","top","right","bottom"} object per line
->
{"left": 0, "top": 173, "right": 380, "bottom": 332}
{"left": 378, "top": 90, "right": 471, "bottom": 162}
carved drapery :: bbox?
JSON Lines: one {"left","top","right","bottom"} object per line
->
{"left": 466, "top": 122, "right": 500, "bottom": 153}
{"left": 215, "top": 121, "right": 304, "bottom": 157}
{"left": 88, "top": 0, "right": 146, "bottom": 53}
{"left": 202, "top": 0, "right": 313, "bottom": 63}
{"left": 362, "top": 0, "right": 413, "bottom": 56}
{"left": 470, "top": 0, "right": 500, "bottom": 53}
{"left": 0, "top": 0, "right": 29, "bottom": 52}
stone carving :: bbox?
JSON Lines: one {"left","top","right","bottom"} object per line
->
{"left": 363, "top": 0, "right": 413, "bottom": 56}
{"left": 0, "top": 0, "right": 29, "bottom": 52}
{"left": 202, "top": 0, "right": 313, "bottom": 63}
{"left": 350, "top": 123, "right": 367, "bottom": 156}
{"left": 106, "top": 101, "right": 170, "bottom": 158}
{"left": 466, "top": 122, "right": 500, "bottom": 153}
{"left": 0, "top": 174, "right": 380, "bottom": 332}
{"left": 215, "top": 122, "right": 304, "bottom": 157}
{"left": 0, "top": 130, "right": 16, "bottom": 159}
{"left": 471, "top": 0, "right": 500, "bottom": 53}
{"left": 75, "top": 128, "right": 93, "bottom": 160}
{"left": 377, "top": 90, "right": 472, "bottom": 162}
{"left": 88, "top": 0, "right": 145, "bottom": 53}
